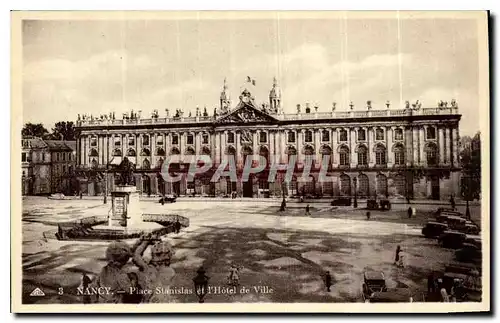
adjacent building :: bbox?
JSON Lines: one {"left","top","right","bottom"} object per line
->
{"left": 74, "top": 79, "right": 461, "bottom": 200}
{"left": 21, "top": 136, "right": 77, "bottom": 195}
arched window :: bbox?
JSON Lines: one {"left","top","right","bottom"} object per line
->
{"left": 304, "top": 145, "right": 315, "bottom": 164}
{"left": 90, "top": 158, "right": 98, "bottom": 169}
{"left": 141, "top": 148, "right": 151, "bottom": 156}
{"left": 142, "top": 158, "right": 151, "bottom": 170}
{"left": 426, "top": 142, "right": 438, "bottom": 166}
{"left": 127, "top": 148, "right": 136, "bottom": 157}
{"left": 259, "top": 146, "right": 269, "bottom": 167}
{"left": 357, "top": 174, "right": 369, "bottom": 197}
{"left": 142, "top": 135, "right": 150, "bottom": 146}
{"left": 170, "top": 147, "right": 180, "bottom": 155}
{"left": 322, "top": 130, "right": 330, "bottom": 142}
{"left": 339, "top": 174, "right": 351, "bottom": 196}
{"left": 394, "top": 174, "right": 406, "bottom": 196}
{"left": 89, "top": 148, "right": 98, "bottom": 157}
{"left": 201, "top": 146, "right": 211, "bottom": 156}
{"left": 185, "top": 147, "right": 195, "bottom": 155}
{"left": 241, "top": 146, "right": 253, "bottom": 165}
{"left": 156, "top": 147, "right": 165, "bottom": 156}
{"left": 426, "top": 126, "right": 437, "bottom": 140}
{"left": 113, "top": 148, "right": 122, "bottom": 157}
{"left": 394, "top": 128, "right": 404, "bottom": 141}
{"left": 376, "top": 128, "right": 385, "bottom": 140}
{"left": 305, "top": 130, "right": 313, "bottom": 143}
{"left": 357, "top": 145, "right": 368, "bottom": 166}
{"left": 339, "top": 146, "right": 350, "bottom": 166}
{"left": 376, "top": 174, "right": 388, "bottom": 197}
{"left": 286, "top": 146, "right": 297, "bottom": 163}
{"left": 375, "top": 144, "right": 387, "bottom": 165}
{"left": 339, "top": 129, "right": 348, "bottom": 142}
{"left": 321, "top": 145, "right": 332, "bottom": 161}
{"left": 394, "top": 144, "right": 405, "bottom": 165}
{"left": 358, "top": 129, "right": 366, "bottom": 141}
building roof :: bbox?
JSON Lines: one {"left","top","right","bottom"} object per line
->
{"left": 44, "top": 140, "right": 76, "bottom": 152}
{"left": 22, "top": 137, "right": 47, "bottom": 149}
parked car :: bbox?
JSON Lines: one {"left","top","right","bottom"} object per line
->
{"left": 464, "top": 235, "right": 481, "bottom": 248}
{"left": 435, "top": 208, "right": 463, "bottom": 217}
{"left": 464, "top": 222, "right": 480, "bottom": 235}
{"left": 436, "top": 215, "right": 467, "bottom": 231}
{"left": 331, "top": 198, "right": 351, "bottom": 206}
{"left": 362, "top": 271, "right": 387, "bottom": 301}
{"left": 158, "top": 194, "right": 177, "bottom": 204}
{"left": 456, "top": 243, "right": 482, "bottom": 264}
{"left": 367, "top": 199, "right": 391, "bottom": 210}
{"left": 438, "top": 230, "right": 467, "bottom": 249}
{"left": 422, "top": 222, "right": 449, "bottom": 238}
{"left": 367, "top": 288, "right": 417, "bottom": 303}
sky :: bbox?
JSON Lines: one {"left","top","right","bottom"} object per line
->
{"left": 22, "top": 14, "right": 482, "bottom": 136}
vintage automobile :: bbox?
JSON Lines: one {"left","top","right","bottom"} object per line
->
{"left": 422, "top": 221, "right": 449, "bottom": 238}
{"left": 158, "top": 194, "right": 177, "bottom": 204}
{"left": 366, "top": 198, "right": 391, "bottom": 210}
{"left": 440, "top": 270, "right": 482, "bottom": 302}
{"left": 438, "top": 230, "right": 467, "bottom": 249}
{"left": 436, "top": 215, "right": 468, "bottom": 231}
{"left": 435, "top": 208, "right": 463, "bottom": 217}
{"left": 331, "top": 197, "right": 351, "bottom": 206}
{"left": 464, "top": 222, "right": 480, "bottom": 235}
{"left": 456, "top": 243, "right": 482, "bottom": 264}
{"left": 464, "top": 235, "right": 481, "bottom": 248}
{"left": 362, "top": 271, "right": 387, "bottom": 301}
{"left": 367, "top": 288, "right": 419, "bottom": 303}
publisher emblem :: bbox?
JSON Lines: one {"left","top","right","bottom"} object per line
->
{"left": 30, "top": 287, "right": 45, "bottom": 297}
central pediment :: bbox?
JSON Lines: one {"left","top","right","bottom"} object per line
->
{"left": 215, "top": 101, "right": 278, "bottom": 124}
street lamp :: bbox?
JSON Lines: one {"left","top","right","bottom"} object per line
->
{"left": 353, "top": 176, "right": 358, "bottom": 208}
{"left": 193, "top": 266, "right": 209, "bottom": 303}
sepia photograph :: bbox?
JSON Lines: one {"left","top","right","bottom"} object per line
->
{"left": 11, "top": 10, "right": 490, "bottom": 313}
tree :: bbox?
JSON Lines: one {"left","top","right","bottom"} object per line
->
{"left": 460, "top": 132, "right": 481, "bottom": 200}
{"left": 22, "top": 123, "right": 49, "bottom": 138}
{"left": 51, "top": 121, "right": 76, "bottom": 141}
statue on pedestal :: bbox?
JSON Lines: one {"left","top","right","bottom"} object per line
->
{"left": 118, "top": 157, "right": 136, "bottom": 186}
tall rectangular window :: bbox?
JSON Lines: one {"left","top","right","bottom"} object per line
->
{"left": 375, "top": 128, "right": 385, "bottom": 140}
{"left": 322, "top": 130, "right": 330, "bottom": 142}
{"left": 21, "top": 152, "right": 26, "bottom": 162}
{"left": 187, "top": 134, "right": 194, "bottom": 145}
{"left": 288, "top": 132, "right": 296, "bottom": 143}
{"left": 339, "top": 130, "right": 348, "bottom": 142}
{"left": 128, "top": 137, "right": 135, "bottom": 146}
{"left": 227, "top": 132, "right": 235, "bottom": 144}
{"left": 259, "top": 132, "right": 267, "bottom": 143}
{"left": 305, "top": 130, "right": 313, "bottom": 143}
{"left": 202, "top": 134, "right": 209, "bottom": 144}
{"left": 172, "top": 134, "right": 179, "bottom": 145}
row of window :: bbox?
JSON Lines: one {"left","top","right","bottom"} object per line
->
{"left": 90, "top": 133, "right": 210, "bottom": 148}
{"left": 21, "top": 152, "right": 73, "bottom": 163}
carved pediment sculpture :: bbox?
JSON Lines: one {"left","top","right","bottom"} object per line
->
{"left": 216, "top": 104, "right": 277, "bottom": 124}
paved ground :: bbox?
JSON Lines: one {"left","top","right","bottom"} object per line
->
{"left": 20, "top": 197, "right": 482, "bottom": 304}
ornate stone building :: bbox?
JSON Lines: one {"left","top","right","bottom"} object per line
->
{"left": 75, "top": 79, "right": 461, "bottom": 200}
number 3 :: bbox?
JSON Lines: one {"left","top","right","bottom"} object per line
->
{"left": 58, "top": 287, "right": 64, "bottom": 295}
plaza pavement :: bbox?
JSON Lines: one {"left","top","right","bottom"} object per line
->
{"left": 20, "top": 197, "right": 482, "bottom": 304}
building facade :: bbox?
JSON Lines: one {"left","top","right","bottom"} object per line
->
{"left": 21, "top": 137, "right": 77, "bottom": 195}
{"left": 75, "top": 80, "right": 461, "bottom": 200}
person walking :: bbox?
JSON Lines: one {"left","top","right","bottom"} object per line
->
{"left": 280, "top": 198, "right": 286, "bottom": 212}
{"left": 450, "top": 195, "right": 456, "bottom": 210}
{"left": 175, "top": 219, "right": 181, "bottom": 234}
{"left": 324, "top": 271, "right": 332, "bottom": 292}
{"left": 394, "top": 245, "right": 402, "bottom": 265}
{"left": 305, "top": 204, "right": 311, "bottom": 216}
{"left": 366, "top": 211, "right": 371, "bottom": 220}
{"left": 407, "top": 206, "right": 412, "bottom": 219}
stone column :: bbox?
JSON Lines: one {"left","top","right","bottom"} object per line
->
{"left": 196, "top": 131, "right": 201, "bottom": 155}
{"left": 445, "top": 127, "right": 451, "bottom": 165}
{"left": 281, "top": 130, "right": 287, "bottom": 164}
{"left": 405, "top": 127, "right": 413, "bottom": 166}
{"left": 298, "top": 129, "right": 304, "bottom": 164}
{"left": 387, "top": 127, "right": 394, "bottom": 167}
{"left": 412, "top": 127, "right": 419, "bottom": 165}
{"left": 419, "top": 127, "right": 425, "bottom": 166}
{"left": 179, "top": 132, "right": 185, "bottom": 158}
{"left": 368, "top": 127, "right": 375, "bottom": 167}
{"left": 80, "top": 136, "right": 84, "bottom": 166}
{"left": 236, "top": 131, "right": 241, "bottom": 168}
{"left": 215, "top": 131, "right": 221, "bottom": 164}
{"left": 438, "top": 127, "right": 445, "bottom": 165}
{"left": 85, "top": 135, "right": 90, "bottom": 166}
{"left": 314, "top": 128, "right": 321, "bottom": 165}
{"left": 350, "top": 128, "right": 357, "bottom": 168}
{"left": 452, "top": 126, "right": 459, "bottom": 167}
{"left": 331, "top": 128, "right": 338, "bottom": 166}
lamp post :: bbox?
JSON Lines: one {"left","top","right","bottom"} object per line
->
{"left": 465, "top": 175, "right": 471, "bottom": 220}
{"left": 353, "top": 176, "right": 358, "bottom": 208}
{"left": 193, "top": 266, "right": 209, "bottom": 303}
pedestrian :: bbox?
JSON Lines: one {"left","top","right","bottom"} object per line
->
{"left": 324, "top": 271, "right": 332, "bottom": 292}
{"left": 427, "top": 273, "right": 435, "bottom": 294}
{"left": 407, "top": 206, "right": 412, "bottom": 219}
{"left": 450, "top": 195, "right": 456, "bottom": 210}
{"left": 394, "top": 245, "right": 402, "bottom": 265}
{"left": 80, "top": 191, "right": 83, "bottom": 199}
{"left": 161, "top": 196, "right": 165, "bottom": 205}
{"left": 305, "top": 204, "right": 311, "bottom": 216}
{"left": 406, "top": 196, "right": 410, "bottom": 204}
{"left": 439, "top": 279, "right": 450, "bottom": 302}
{"left": 280, "top": 198, "right": 286, "bottom": 212}
{"left": 366, "top": 211, "right": 371, "bottom": 220}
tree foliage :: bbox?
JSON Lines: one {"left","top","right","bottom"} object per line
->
{"left": 22, "top": 123, "right": 49, "bottom": 138}
{"left": 51, "top": 121, "right": 76, "bottom": 141}
{"left": 460, "top": 132, "right": 481, "bottom": 200}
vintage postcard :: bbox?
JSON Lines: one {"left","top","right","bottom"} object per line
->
{"left": 11, "top": 11, "right": 490, "bottom": 313}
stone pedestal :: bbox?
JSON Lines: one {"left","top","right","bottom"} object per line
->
{"left": 109, "top": 185, "right": 142, "bottom": 228}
